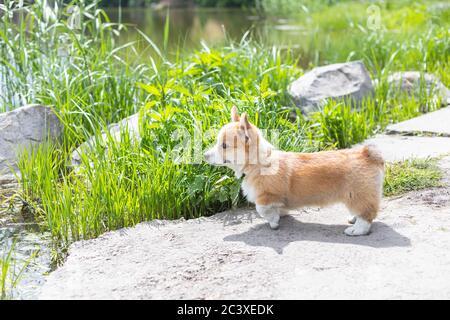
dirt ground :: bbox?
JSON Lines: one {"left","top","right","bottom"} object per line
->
{"left": 39, "top": 156, "right": 450, "bottom": 299}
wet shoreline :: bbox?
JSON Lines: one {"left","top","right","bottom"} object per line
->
{"left": 1, "top": 196, "right": 52, "bottom": 299}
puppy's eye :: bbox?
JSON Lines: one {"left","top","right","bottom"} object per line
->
{"left": 222, "top": 143, "right": 227, "bottom": 149}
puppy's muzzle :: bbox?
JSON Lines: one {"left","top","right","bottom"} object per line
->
{"left": 204, "top": 150, "right": 215, "bottom": 164}
{"left": 204, "top": 150, "right": 229, "bottom": 165}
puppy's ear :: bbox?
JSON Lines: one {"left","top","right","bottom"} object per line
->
{"left": 231, "top": 105, "right": 240, "bottom": 122}
{"left": 239, "top": 112, "right": 251, "bottom": 143}
{"left": 240, "top": 112, "right": 251, "bottom": 129}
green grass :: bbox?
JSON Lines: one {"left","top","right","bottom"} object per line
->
{"left": 384, "top": 158, "right": 443, "bottom": 197}
{"left": 1, "top": 241, "right": 36, "bottom": 300}
{"left": 16, "top": 41, "right": 309, "bottom": 242}
{"left": 0, "top": 0, "right": 448, "bottom": 249}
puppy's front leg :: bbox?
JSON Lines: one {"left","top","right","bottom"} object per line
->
{"left": 256, "top": 204, "right": 281, "bottom": 230}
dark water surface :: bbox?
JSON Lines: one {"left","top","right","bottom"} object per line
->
{"left": 0, "top": 218, "right": 52, "bottom": 299}
{"left": 105, "top": 7, "right": 306, "bottom": 53}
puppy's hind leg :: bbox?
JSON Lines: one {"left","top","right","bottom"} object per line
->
{"left": 344, "top": 216, "right": 371, "bottom": 236}
{"left": 256, "top": 204, "right": 281, "bottom": 230}
{"left": 344, "top": 201, "right": 378, "bottom": 236}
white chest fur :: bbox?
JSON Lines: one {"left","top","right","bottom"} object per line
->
{"left": 241, "top": 178, "right": 257, "bottom": 204}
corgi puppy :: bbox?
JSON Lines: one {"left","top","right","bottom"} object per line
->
{"left": 204, "top": 106, "right": 385, "bottom": 236}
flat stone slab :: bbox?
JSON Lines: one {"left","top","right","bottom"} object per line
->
{"left": 39, "top": 157, "right": 450, "bottom": 299}
{"left": 361, "top": 135, "right": 450, "bottom": 162}
{"left": 386, "top": 107, "right": 450, "bottom": 136}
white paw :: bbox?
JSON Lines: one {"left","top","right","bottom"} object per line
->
{"left": 269, "top": 222, "right": 279, "bottom": 230}
{"left": 344, "top": 218, "right": 371, "bottom": 236}
{"left": 269, "top": 214, "right": 280, "bottom": 230}
{"left": 348, "top": 215, "right": 357, "bottom": 224}
{"left": 344, "top": 226, "right": 366, "bottom": 236}
{"left": 256, "top": 204, "right": 281, "bottom": 230}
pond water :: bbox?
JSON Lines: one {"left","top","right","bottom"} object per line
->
{"left": 0, "top": 200, "right": 52, "bottom": 299}
{"left": 0, "top": 224, "right": 52, "bottom": 299}
{"left": 105, "top": 7, "right": 310, "bottom": 60}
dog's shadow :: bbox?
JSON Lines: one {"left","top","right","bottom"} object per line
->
{"left": 223, "top": 215, "right": 411, "bottom": 254}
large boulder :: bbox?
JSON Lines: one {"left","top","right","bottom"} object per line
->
{"left": 71, "top": 112, "right": 140, "bottom": 168}
{"left": 385, "top": 72, "right": 450, "bottom": 106}
{"left": 288, "top": 61, "right": 375, "bottom": 114}
{"left": 0, "top": 105, "right": 63, "bottom": 184}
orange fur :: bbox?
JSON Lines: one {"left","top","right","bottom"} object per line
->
{"left": 243, "top": 147, "right": 384, "bottom": 222}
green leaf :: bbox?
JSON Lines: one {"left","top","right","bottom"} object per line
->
{"left": 144, "top": 101, "right": 158, "bottom": 110}
{"left": 172, "top": 84, "right": 191, "bottom": 97}
{"left": 260, "top": 74, "right": 269, "bottom": 93}
{"left": 138, "top": 83, "right": 161, "bottom": 97}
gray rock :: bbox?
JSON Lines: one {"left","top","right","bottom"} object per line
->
{"left": 288, "top": 61, "right": 374, "bottom": 114}
{"left": 0, "top": 174, "right": 19, "bottom": 195}
{"left": 71, "top": 112, "right": 141, "bottom": 167}
{"left": 385, "top": 71, "right": 450, "bottom": 105}
{"left": 0, "top": 105, "right": 63, "bottom": 181}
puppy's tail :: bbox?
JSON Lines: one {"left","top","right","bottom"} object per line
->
{"left": 362, "top": 145, "right": 385, "bottom": 169}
